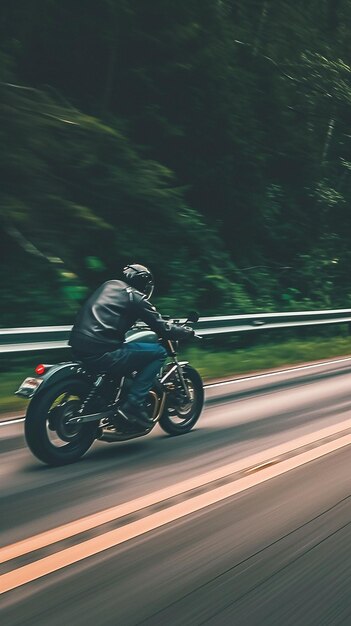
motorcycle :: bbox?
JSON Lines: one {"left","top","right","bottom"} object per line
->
{"left": 16, "top": 312, "right": 204, "bottom": 466}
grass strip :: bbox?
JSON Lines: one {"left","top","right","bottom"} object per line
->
{"left": 184, "top": 336, "right": 351, "bottom": 380}
{"left": 1, "top": 336, "right": 351, "bottom": 414}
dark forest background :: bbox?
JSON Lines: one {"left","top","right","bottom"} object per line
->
{"left": 1, "top": 0, "right": 351, "bottom": 326}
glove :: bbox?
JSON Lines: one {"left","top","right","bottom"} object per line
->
{"left": 168, "top": 324, "right": 195, "bottom": 340}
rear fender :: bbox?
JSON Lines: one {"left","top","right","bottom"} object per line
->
{"left": 16, "top": 362, "right": 93, "bottom": 400}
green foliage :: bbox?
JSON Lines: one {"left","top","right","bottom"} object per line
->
{"left": 185, "top": 334, "right": 351, "bottom": 380}
{"left": 1, "top": 1, "right": 351, "bottom": 325}
{"left": 3, "top": 333, "right": 351, "bottom": 413}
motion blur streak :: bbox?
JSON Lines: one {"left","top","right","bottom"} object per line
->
{"left": 2, "top": 430, "right": 351, "bottom": 594}
{"left": 2, "top": 415, "right": 351, "bottom": 566}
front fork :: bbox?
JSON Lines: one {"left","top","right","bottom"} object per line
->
{"left": 159, "top": 341, "right": 191, "bottom": 401}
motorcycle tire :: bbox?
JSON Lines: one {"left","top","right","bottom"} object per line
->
{"left": 25, "top": 378, "right": 98, "bottom": 466}
{"left": 159, "top": 365, "right": 204, "bottom": 435}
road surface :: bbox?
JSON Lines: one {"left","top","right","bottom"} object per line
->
{"left": 1, "top": 358, "right": 351, "bottom": 624}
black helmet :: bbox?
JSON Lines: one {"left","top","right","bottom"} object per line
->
{"left": 123, "top": 263, "right": 154, "bottom": 298}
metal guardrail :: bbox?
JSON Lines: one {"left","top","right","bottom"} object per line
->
{"left": 2, "top": 309, "right": 351, "bottom": 353}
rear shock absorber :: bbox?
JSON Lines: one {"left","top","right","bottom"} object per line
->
{"left": 78, "top": 375, "right": 106, "bottom": 415}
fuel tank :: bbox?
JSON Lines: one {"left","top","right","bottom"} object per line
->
{"left": 125, "top": 326, "right": 158, "bottom": 344}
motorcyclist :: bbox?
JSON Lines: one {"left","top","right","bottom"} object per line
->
{"left": 69, "top": 263, "right": 194, "bottom": 428}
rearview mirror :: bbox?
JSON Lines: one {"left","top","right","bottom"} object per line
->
{"left": 186, "top": 311, "right": 199, "bottom": 323}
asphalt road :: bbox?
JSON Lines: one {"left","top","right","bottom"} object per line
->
{"left": 1, "top": 359, "right": 351, "bottom": 624}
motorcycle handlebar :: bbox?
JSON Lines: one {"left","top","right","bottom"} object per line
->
{"left": 169, "top": 318, "right": 202, "bottom": 340}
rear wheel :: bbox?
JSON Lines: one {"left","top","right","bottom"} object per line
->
{"left": 159, "top": 365, "right": 204, "bottom": 435}
{"left": 25, "top": 379, "right": 98, "bottom": 466}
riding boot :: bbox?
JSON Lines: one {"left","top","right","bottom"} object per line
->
{"left": 117, "top": 398, "right": 153, "bottom": 428}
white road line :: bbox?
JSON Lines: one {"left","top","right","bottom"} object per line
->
{"left": 0, "top": 418, "right": 25, "bottom": 427}
{"left": 2, "top": 356, "right": 351, "bottom": 428}
{"left": 205, "top": 356, "right": 351, "bottom": 388}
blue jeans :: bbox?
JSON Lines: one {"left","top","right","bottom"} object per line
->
{"left": 77, "top": 342, "right": 167, "bottom": 404}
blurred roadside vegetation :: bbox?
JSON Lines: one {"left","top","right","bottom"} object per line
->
{"left": 2, "top": 326, "right": 351, "bottom": 413}
{"left": 1, "top": 1, "right": 351, "bottom": 326}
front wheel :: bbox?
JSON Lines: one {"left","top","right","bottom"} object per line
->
{"left": 159, "top": 365, "right": 204, "bottom": 435}
{"left": 25, "top": 378, "right": 98, "bottom": 466}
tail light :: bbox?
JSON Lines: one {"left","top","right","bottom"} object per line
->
{"left": 35, "top": 364, "right": 46, "bottom": 375}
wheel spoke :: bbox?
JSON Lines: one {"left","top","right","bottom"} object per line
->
{"left": 25, "top": 378, "right": 97, "bottom": 465}
{"left": 158, "top": 366, "right": 204, "bottom": 436}
{"left": 46, "top": 394, "right": 83, "bottom": 447}
{"left": 168, "top": 378, "right": 196, "bottom": 423}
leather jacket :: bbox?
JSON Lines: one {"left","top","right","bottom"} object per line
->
{"left": 69, "top": 280, "right": 192, "bottom": 355}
